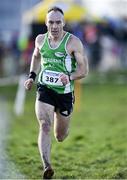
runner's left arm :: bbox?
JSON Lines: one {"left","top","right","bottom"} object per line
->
{"left": 70, "top": 37, "right": 89, "bottom": 81}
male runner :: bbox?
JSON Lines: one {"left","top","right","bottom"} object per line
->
{"left": 24, "top": 6, "right": 89, "bottom": 179}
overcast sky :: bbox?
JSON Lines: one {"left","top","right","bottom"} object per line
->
{"left": 84, "top": 0, "right": 127, "bottom": 18}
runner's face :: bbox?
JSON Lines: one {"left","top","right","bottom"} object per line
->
{"left": 46, "top": 11, "right": 65, "bottom": 38}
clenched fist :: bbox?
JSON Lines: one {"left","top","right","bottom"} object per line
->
{"left": 59, "top": 73, "right": 70, "bottom": 86}
{"left": 24, "top": 78, "right": 34, "bottom": 90}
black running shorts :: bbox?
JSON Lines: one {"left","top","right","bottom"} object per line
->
{"left": 36, "top": 84, "right": 75, "bottom": 116}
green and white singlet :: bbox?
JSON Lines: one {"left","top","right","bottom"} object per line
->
{"left": 38, "top": 32, "right": 77, "bottom": 94}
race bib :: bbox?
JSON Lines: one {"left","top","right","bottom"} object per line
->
{"left": 42, "top": 70, "right": 63, "bottom": 86}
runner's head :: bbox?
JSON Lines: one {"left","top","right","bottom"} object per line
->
{"left": 45, "top": 6, "right": 65, "bottom": 38}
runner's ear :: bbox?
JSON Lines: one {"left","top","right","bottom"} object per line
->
{"left": 62, "top": 19, "right": 65, "bottom": 27}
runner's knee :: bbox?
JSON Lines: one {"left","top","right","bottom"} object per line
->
{"left": 55, "top": 132, "right": 69, "bottom": 142}
{"left": 39, "top": 120, "right": 51, "bottom": 134}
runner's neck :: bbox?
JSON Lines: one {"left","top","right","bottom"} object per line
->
{"left": 48, "top": 31, "right": 66, "bottom": 42}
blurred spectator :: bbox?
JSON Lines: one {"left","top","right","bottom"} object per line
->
{"left": 72, "top": 22, "right": 84, "bottom": 43}
{"left": 118, "top": 18, "right": 127, "bottom": 69}
{"left": 11, "top": 32, "right": 21, "bottom": 74}
{"left": 83, "top": 22, "right": 102, "bottom": 70}
{"left": 20, "top": 36, "right": 34, "bottom": 73}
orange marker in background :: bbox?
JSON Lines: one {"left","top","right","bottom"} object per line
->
{"left": 74, "top": 80, "right": 82, "bottom": 111}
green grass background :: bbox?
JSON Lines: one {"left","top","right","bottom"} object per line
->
{"left": 1, "top": 82, "right": 127, "bottom": 179}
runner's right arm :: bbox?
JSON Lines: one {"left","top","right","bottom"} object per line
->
{"left": 29, "top": 35, "right": 43, "bottom": 74}
{"left": 24, "top": 35, "right": 44, "bottom": 90}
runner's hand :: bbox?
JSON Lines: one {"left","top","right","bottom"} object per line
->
{"left": 59, "top": 73, "right": 70, "bottom": 86}
{"left": 24, "top": 78, "right": 34, "bottom": 90}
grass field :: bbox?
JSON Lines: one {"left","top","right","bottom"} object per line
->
{"left": 1, "top": 83, "right": 127, "bottom": 179}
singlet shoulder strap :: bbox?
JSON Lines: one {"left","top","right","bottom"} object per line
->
{"left": 57, "top": 32, "right": 71, "bottom": 52}
{"left": 62, "top": 32, "right": 71, "bottom": 45}
{"left": 64, "top": 32, "right": 72, "bottom": 55}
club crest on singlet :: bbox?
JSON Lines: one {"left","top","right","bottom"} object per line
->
{"left": 55, "top": 52, "right": 65, "bottom": 58}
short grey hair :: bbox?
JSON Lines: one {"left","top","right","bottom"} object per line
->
{"left": 47, "top": 6, "right": 64, "bottom": 15}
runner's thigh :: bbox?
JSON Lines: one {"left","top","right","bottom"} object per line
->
{"left": 35, "top": 100, "right": 54, "bottom": 124}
